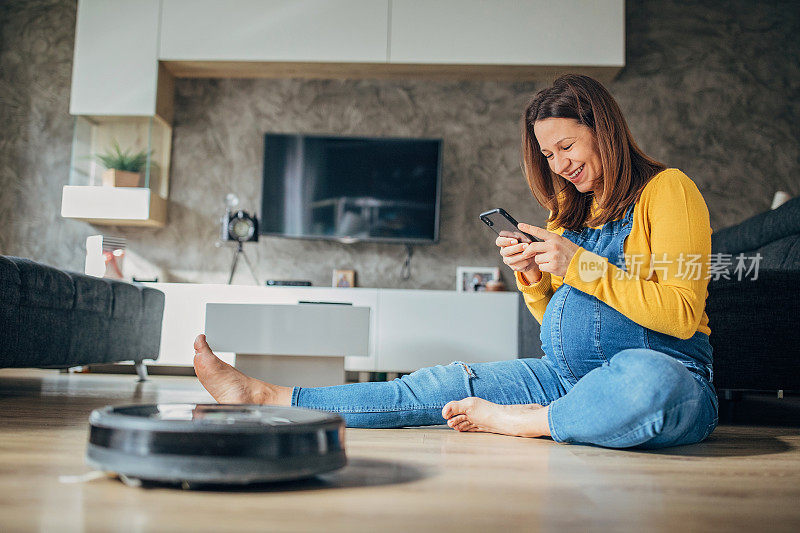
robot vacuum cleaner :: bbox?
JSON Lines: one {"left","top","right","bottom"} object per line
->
{"left": 86, "top": 404, "right": 346, "bottom": 487}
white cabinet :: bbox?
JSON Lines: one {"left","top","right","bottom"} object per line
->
{"left": 70, "top": 1, "right": 624, "bottom": 97}
{"left": 70, "top": 0, "right": 161, "bottom": 116}
{"left": 376, "top": 289, "right": 518, "bottom": 372}
{"left": 148, "top": 284, "right": 519, "bottom": 373}
{"left": 389, "top": 0, "right": 625, "bottom": 66}
{"left": 159, "top": 0, "right": 390, "bottom": 62}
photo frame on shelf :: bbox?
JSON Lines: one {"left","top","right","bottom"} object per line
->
{"left": 332, "top": 269, "right": 356, "bottom": 288}
{"left": 456, "top": 266, "right": 501, "bottom": 293}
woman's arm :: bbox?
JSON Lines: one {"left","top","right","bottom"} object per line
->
{"left": 515, "top": 271, "right": 563, "bottom": 325}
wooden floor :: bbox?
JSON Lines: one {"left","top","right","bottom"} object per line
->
{"left": 1, "top": 369, "right": 799, "bottom": 533}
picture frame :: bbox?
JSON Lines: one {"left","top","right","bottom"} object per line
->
{"left": 332, "top": 269, "right": 356, "bottom": 288}
{"left": 456, "top": 266, "right": 501, "bottom": 293}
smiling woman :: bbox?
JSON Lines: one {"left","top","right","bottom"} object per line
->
{"left": 191, "top": 74, "right": 719, "bottom": 451}
{"left": 522, "top": 74, "right": 667, "bottom": 232}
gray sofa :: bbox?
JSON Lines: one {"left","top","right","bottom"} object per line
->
{"left": 0, "top": 256, "right": 164, "bottom": 379}
{"left": 708, "top": 196, "right": 800, "bottom": 392}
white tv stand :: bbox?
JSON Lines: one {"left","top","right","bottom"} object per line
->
{"left": 147, "top": 283, "right": 519, "bottom": 373}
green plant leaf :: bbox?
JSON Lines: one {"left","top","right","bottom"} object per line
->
{"left": 94, "top": 139, "right": 153, "bottom": 172}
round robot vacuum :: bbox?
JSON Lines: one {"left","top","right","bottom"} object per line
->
{"left": 86, "top": 404, "right": 346, "bottom": 486}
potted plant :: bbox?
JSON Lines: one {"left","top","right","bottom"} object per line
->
{"left": 95, "top": 141, "right": 152, "bottom": 187}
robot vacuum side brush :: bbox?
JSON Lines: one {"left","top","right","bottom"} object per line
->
{"left": 86, "top": 404, "right": 347, "bottom": 487}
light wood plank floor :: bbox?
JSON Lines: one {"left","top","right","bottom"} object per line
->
{"left": 1, "top": 369, "right": 799, "bottom": 533}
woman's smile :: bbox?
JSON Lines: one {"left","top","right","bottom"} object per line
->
{"left": 565, "top": 163, "right": 585, "bottom": 182}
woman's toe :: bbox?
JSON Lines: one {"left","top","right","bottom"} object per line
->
{"left": 442, "top": 398, "right": 477, "bottom": 419}
{"left": 455, "top": 420, "right": 474, "bottom": 432}
{"left": 442, "top": 402, "right": 458, "bottom": 419}
{"left": 193, "top": 335, "right": 226, "bottom": 370}
{"left": 447, "top": 414, "right": 467, "bottom": 427}
{"left": 194, "top": 334, "right": 212, "bottom": 355}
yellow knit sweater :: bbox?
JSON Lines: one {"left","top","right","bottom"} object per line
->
{"left": 516, "top": 168, "right": 712, "bottom": 340}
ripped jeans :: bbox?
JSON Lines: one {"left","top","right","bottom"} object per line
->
{"left": 292, "top": 349, "right": 719, "bottom": 449}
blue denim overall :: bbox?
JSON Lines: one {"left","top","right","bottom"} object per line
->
{"left": 293, "top": 201, "right": 719, "bottom": 449}
{"left": 541, "top": 202, "right": 715, "bottom": 385}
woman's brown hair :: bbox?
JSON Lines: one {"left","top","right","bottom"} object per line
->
{"left": 522, "top": 74, "right": 665, "bottom": 232}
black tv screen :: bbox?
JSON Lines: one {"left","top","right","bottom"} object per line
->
{"left": 260, "top": 134, "right": 442, "bottom": 244}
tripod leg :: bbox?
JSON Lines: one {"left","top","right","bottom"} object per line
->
{"left": 242, "top": 249, "right": 260, "bottom": 285}
{"left": 228, "top": 248, "right": 241, "bottom": 285}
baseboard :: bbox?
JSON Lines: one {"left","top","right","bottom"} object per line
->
{"left": 83, "top": 363, "right": 195, "bottom": 376}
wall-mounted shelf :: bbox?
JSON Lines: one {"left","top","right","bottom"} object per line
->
{"left": 67, "top": 0, "right": 173, "bottom": 228}
{"left": 61, "top": 186, "right": 167, "bottom": 228}
{"left": 62, "top": 114, "right": 171, "bottom": 227}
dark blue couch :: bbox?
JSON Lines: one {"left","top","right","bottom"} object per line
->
{"left": 708, "top": 196, "right": 800, "bottom": 391}
{"left": 0, "top": 256, "right": 164, "bottom": 379}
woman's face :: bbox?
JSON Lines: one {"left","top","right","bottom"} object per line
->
{"left": 533, "top": 118, "right": 603, "bottom": 198}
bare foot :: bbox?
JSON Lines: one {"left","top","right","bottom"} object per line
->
{"left": 193, "top": 334, "right": 292, "bottom": 405}
{"left": 441, "top": 397, "right": 550, "bottom": 437}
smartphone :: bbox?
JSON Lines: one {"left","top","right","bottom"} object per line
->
{"left": 479, "top": 208, "right": 542, "bottom": 243}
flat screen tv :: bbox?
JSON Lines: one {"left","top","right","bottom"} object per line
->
{"left": 260, "top": 134, "right": 442, "bottom": 244}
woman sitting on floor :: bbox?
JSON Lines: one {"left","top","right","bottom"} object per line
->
{"left": 192, "top": 74, "right": 719, "bottom": 449}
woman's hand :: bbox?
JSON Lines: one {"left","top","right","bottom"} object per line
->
{"left": 513, "top": 223, "right": 582, "bottom": 278}
{"left": 496, "top": 230, "right": 543, "bottom": 282}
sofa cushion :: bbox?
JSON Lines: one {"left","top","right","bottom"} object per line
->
{"left": 0, "top": 256, "right": 20, "bottom": 306}
{"left": 0, "top": 257, "right": 20, "bottom": 366}
{"left": 109, "top": 279, "right": 142, "bottom": 319}
{"left": 707, "top": 270, "right": 800, "bottom": 390}
{"left": 139, "top": 287, "right": 165, "bottom": 360}
{"left": 8, "top": 257, "right": 74, "bottom": 310}
{"left": 712, "top": 196, "right": 800, "bottom": 256}
{"left": 7, "top": 258, "right": 73, "bottom": 366}
{"left": 106, "top": 280, "right": 143, "bottom": 362}
{"left": 754, "top": 234, "right": 800, "bottom": 270}
{"left": 67, "top": 271, "right": 112, "bottom": 315}
{"left": 64, "top": 271, "right": 112, "bottom": 367}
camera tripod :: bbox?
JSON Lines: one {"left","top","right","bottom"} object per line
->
{"left": 228, "top": 241, "right": 259, "bottom": 285}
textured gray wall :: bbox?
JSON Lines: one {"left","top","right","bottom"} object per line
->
{"left": 1, "top": 0, "right": 798, "bottom": 291}
{"left": 163, "top": 77, "right": 537, "bottom": 288}
{"left": 0, "top": 0, "right": 77, "bottom": 265}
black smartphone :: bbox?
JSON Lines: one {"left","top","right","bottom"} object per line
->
{"left": 479, "top": 208, "right": 542, "bottom": 243}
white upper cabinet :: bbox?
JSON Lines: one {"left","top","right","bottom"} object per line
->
{"left": 70, "top": 0, "right": 161, "bottom": 116}
{"left": 159, "top": 0, "right": 390, "bottom": 62}
{"left": 389, "top": 0, "right": 625, "bottom": 66}
{"left": 69, "top": 0, "right": 625, "bottom": 118}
